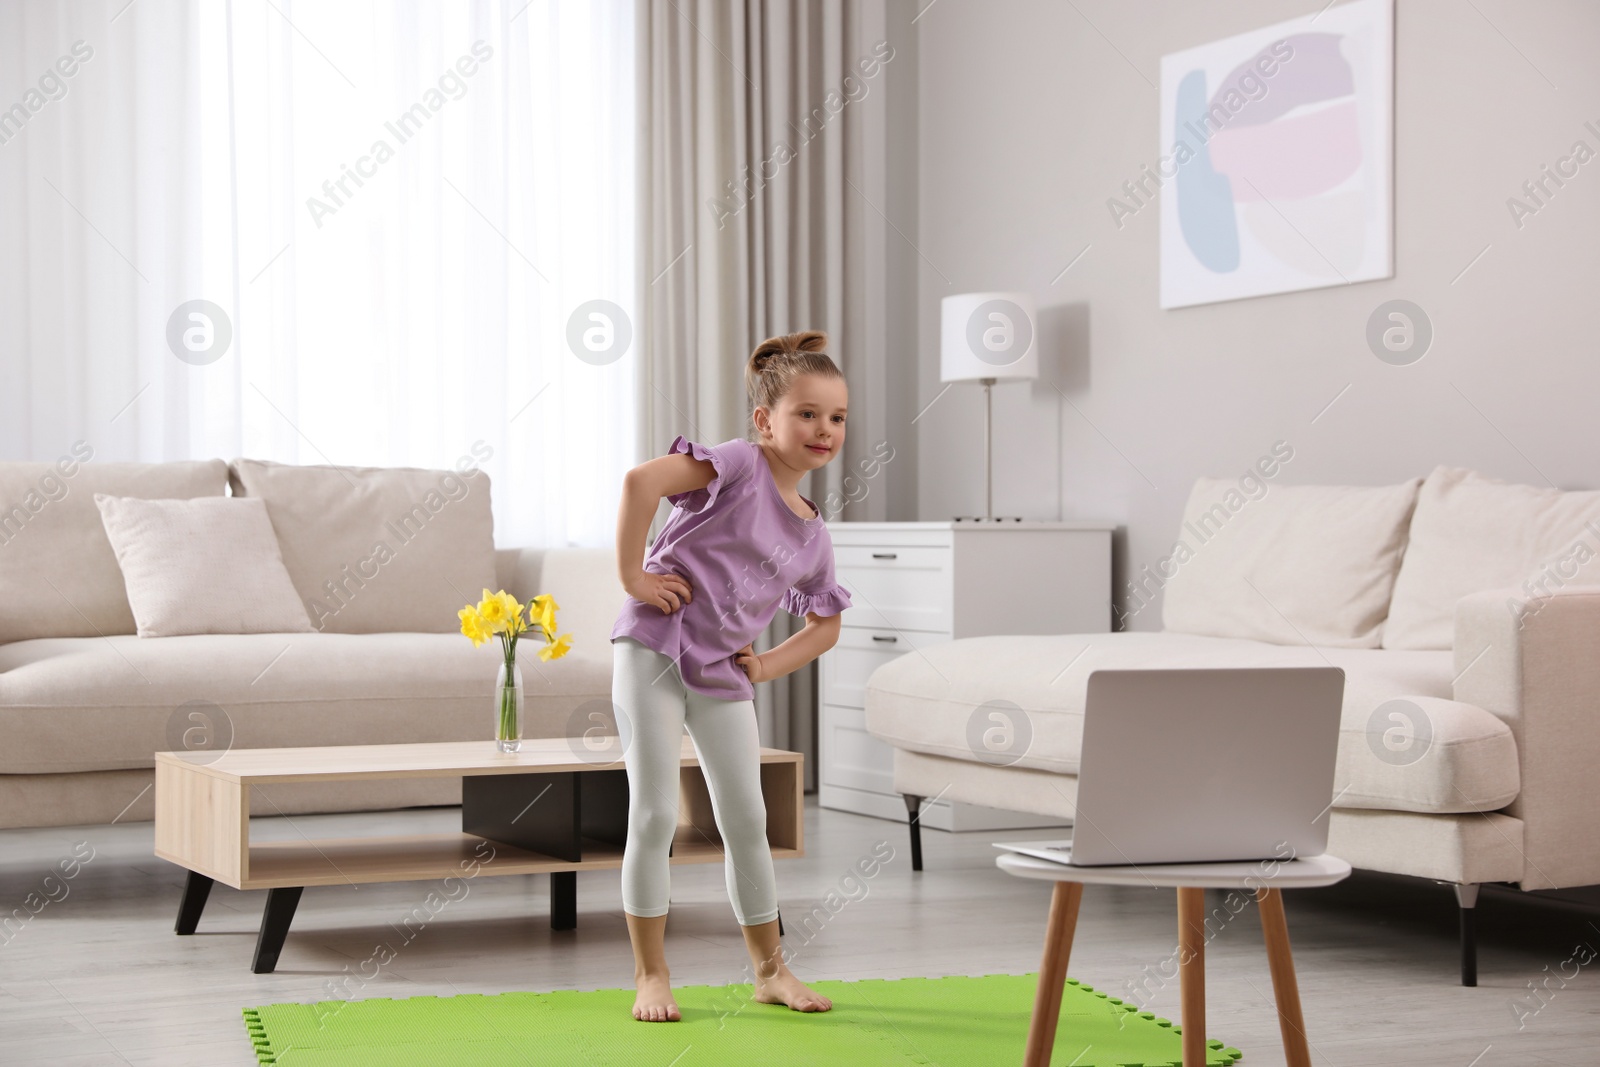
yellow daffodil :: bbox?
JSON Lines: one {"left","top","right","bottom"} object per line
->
{"left": 458, "top": 607, "right": 492, "bottom": 648}
{"left": 529, "top": 594, "right": 560, "bottom": 640}
{"left": 476, "top": 589, "right": 525, "bottom": 634}
{"left": 460, "top": 589, "right": 572, "bottom": 675}
{"left": 537, "top": 632, "right": 573, "bottom": 662}
{"left": 476, "top": 589, "right": 508, "bottom": 628}
{"left": 495, "top": 590, "right": 524, "bottom": 625}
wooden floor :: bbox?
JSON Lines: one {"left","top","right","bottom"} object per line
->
{"left": 2, "top": 799, "right": 1596, "bottom": 1066}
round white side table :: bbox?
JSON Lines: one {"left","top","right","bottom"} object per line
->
{"left": 997, "top": 851, "right": 1352, "bottom": 1067}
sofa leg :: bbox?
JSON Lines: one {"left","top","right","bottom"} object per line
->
{"left": 1454, "top": 883, "right": 1479, "bottom": 987}
{"left": 903, "top": 794, "right": 924, "bottom": 872}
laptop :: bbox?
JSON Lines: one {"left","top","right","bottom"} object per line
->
{"left": 995, "top": 667, "right": 1344, "bottom": 867}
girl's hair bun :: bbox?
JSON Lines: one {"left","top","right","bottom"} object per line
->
{"left": 750, "top": 329, "right": 827, "bottom": 373}
{"left": 744, "top": 330, "right": 843, "bottom": 425}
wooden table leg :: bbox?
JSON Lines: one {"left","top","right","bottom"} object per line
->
{"left": 1257, "top": 886, "right": 1311, "bottom": 1067}
{"left": 174, "top": 871, "right": 213, "bottom": 935}
{"left": 1023, "top": 881, "right": 1083, "bottom": 1067}
{"left": 252, "top": 886, "right": 303, "bottom": 974}
{"left": 1177, "top": 887, "right": 1206, "bottom": 1067}
{"left": 550, "top": 871, "right": 577, "bottom": 931}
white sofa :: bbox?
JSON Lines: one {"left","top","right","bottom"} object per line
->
{"left": 864, "top": 466, "right": 1600, "bottom": 985}
{"left": 0, "top": 457, "right": 624, "bottom": 829}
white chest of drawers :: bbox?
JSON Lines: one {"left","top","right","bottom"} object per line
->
{"left": 818, "top": 521, "right": 1114, "bottom": 830}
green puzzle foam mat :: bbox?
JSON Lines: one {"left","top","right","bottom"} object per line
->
{"left": 244, "top": 973, "right": 1242, "bottom": 1066}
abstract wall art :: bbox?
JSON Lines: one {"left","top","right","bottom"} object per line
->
{"left": 1157, "top": 0, "right": 1394, "bottom": 309}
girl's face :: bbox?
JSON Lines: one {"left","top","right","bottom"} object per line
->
{"left": 757, "top": 374, "right": 848, "bottom": 469}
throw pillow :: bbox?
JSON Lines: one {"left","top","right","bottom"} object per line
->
{"left": 94, "top": 495, "right": 313, "bottom": 637}
{"left": 1383, "top": 466, "right": 1600, "bottom": 650}
{"left": 0, "top": 457, "right": 229, "bottom": 642}
{"left": 227, "top": 459, "right": 497, "bottom": 634}
{"left": 1161, "top": 476, "right": 1422, "bottom": 648}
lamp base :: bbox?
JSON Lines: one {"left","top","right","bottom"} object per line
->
{"left": 952, "top": 515, "right": 1025, "bottom": 523}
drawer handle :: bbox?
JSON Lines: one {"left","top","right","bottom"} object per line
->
{"left": 871, "top": 552, "right": 898, "bottom": 560}
{"left": 871, "top": 634, "right": 898, "bottom": 643}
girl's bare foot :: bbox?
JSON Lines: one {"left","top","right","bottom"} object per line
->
{"left": 633, "top": 972, "right": 681, "bottom": 1022}
{"left": 753, "top": 968, "right": 833, "bottom": 1013}
{"left": 626, "top": 913, "right": 679, "bottom": 1021}
{"left": 740, "top": 916, "right": 831, "bottom": 1013}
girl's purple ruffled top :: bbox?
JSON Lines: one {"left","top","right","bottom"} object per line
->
{"left": 609, "top": 435, "right": 853, "bottom": 700}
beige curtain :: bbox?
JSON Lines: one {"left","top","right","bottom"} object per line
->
{"left": 635, "top": 0, "right": 902, "bottom": 788}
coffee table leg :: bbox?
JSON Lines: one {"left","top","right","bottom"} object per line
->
{"left": 1023, "top": 881, "right": 1083, "bottom": 1067}
{"left": 1256, "top": 886, "right": 1312, "bottom": 1067}
{"left": 1177, "top": 887, "right": 1206, "bottom": 1067}
{"left": 174, "top": 871, "right": 214, "bottom": 935}
{"left": 252, "top": 886, "right": 304, "bottom": 974}
{"left": 551, "top": 871, "right": 576, "bottom": 931}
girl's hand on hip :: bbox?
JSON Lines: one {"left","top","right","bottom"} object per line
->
{"left": 626, "top": 569, "right": 693, "bottom": 614}
{"left": 735, "top": 643, "right": 769, "bottom": 684}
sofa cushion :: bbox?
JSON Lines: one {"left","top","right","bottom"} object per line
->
{"left": 1161, "top": 477, "right": 1421, "bottom": 648}
{"left": 863, "top": 632, "right": 1519, "bottom": 815}
{"left": 1384, "top": 466, "right": 1600, "bottom": 650}
{"left": 0, "top": 633, "right": 611, "bottom": 774}
{"left": 229, "top": 459, "right": 498, "bottom": 634}
{"left": 94, "top": 495, "right": 313, "bottom": 637}
{"left": 1326, "top": 809, "right": 1526, "bottom": 886}
{"left": 0, "top": 458, "right": 229, "bottom": 643}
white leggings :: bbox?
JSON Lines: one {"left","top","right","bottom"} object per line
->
{"left": 612, "top": 636, "right": 779, "bottom": 926}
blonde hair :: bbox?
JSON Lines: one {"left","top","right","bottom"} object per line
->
{"left": 744, "top": 331, "right": 843, "bottom": 433}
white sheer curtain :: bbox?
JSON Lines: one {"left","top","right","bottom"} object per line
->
{"left": 1, "top": 0, "right": 637, "bottom": 549}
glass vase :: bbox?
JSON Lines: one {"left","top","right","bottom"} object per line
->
{"left": 494, "top": 660, "right": 523, "bottom": 753}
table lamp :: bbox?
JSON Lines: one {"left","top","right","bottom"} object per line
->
{"left": 940, "top": 291, "right": 1040, "bottom": 521}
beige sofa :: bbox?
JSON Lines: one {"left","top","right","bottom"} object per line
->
{"left": 0, "top": 456, "right": 624, "bottom": 829}
{"left": 865, "top": 466, "right": 1600, "bottom": 985}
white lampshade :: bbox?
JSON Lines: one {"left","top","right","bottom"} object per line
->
{"left": 940, "top": 291, "right": 1040, "bottom": 383}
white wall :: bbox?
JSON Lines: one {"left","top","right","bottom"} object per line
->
{"left": 908, "top": 0, "right": 1600, "bottom": 627}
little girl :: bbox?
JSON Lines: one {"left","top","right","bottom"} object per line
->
{"left": 608, "top": 329, "right": 852, "bottom": 1022}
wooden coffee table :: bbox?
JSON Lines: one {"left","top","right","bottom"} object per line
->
{"left": 997, "top": 851, "right": 1352, "bottom": 1067}
{"left": 154, "top": 737, "right": 803, "bottom": 973}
